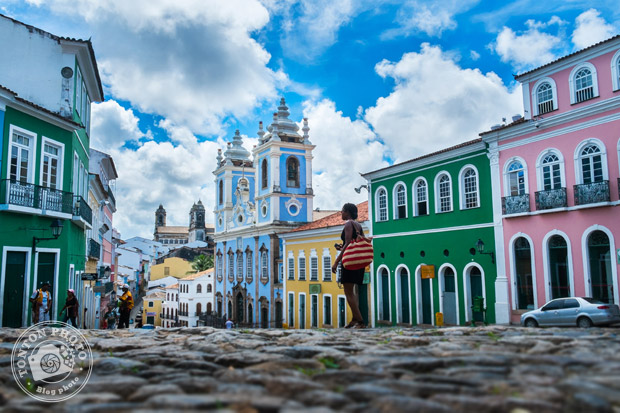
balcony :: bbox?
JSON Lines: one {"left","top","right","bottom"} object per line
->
{"left": 88, "top": 238, "right": 101, "bottom": 260}
{"left": 535, "top": 188, "right": 567, "bottom": 210}
{"left": 574, "top": 181, "right": 610, "bottom": 206}
{"left": 107, "top": 186, "right": 116, "bottom": 208}
{"left": 0, "top": 179, "right": 72, "bottom": 218}
{"left": 72, "top": 196, "right": 92, "bottom": 228}
{"left": 502, "top": 194, "right": 530, "bottom": 215}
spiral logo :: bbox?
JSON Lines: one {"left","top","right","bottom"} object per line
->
{"left": 11, "top": 321, "right": 93, "bottom": 402}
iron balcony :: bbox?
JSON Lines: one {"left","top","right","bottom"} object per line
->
{"left": 535, "top": 188, "right": 568, "bottom": 210}
{"left": 0, "top": 179, "right": 73, "bottom": 217}
{"left": 502, "top": 193, "right": 530, "bottom": 215}
{"left": 574, "top": 181, "right": 610, "bottom": 206}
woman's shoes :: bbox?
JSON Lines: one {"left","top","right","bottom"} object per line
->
{"left": 345, "top": 320, "right": 366, "bottom": 329}
{"left": 344, "top": 320, "right": 357, "bottom": 329}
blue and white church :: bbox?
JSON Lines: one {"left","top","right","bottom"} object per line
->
{"left": 213, "top": 98, "right": 314, "bottom": 327}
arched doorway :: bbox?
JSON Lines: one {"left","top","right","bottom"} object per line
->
{"left": 206, "top": 303, "right": 212, "bottom": 315}
{"left": 227, "top": 300, "right": 232, "bottom": 320}
{"left": 261, "top": 307, "right": 268, "bottom": 328}
{"left": 466, "top": 265, "right": 484, "bottom": 322}
{"left": 275, "top": 301, "right": 283, "bottom": 328}
{"left": 236, "top": 292, "right": 244, "bottom": 323}
{"left": 196, "top": 303, "right": 202, "bottom": 317}
{"left": 587, "top": 230, "right": 613, "bottom": 303}
{"left": 377, "top": 267, "right": 390, "bottom": 322}
{"left": 514, "top": 237, "right": 534, "bottom": 310}
{"left": 396, "top": 266, "right": 410, "bottom": 324}
{"left": 248, "top": 303, "right": 253, "bottom": 326}
{"left": 548, "top": 235, "right": 569, "bottom": 299}
{"left": 440, "top": 266, "right": 457, "bottom": 325}
{"left": 417, "top": 266, "right": 432, "bottom": 325}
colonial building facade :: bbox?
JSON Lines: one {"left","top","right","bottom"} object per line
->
{"left": 154, "top": 202, "right": 213, "bottom": 245}
{"left": 482, "top": 35, "right": 620, "bottom": 324}
{"left": 363, "top": 139, "right": 502, "bottom": 326}
{"left": 213, "top": 98, "right": 314, "bottom": 328}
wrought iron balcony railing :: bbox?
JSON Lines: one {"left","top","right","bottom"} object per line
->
{"left": 574, "top": 181, "right": 610, "bottom": 206}
{"left": 73, "top": 196, "right": 92, "bottom": 224}
{"left": 502, "top": 194, "right": 530, "bottom": 215}
{"left": 535, "top": 188, "right": 567, "bottom": 210}
{"left": 88, "top": 238, "right": 101, "bottom": 259}
{"left": 0, "top": 179, "right": 73, "bottom": 214}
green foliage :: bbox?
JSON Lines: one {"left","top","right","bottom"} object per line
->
{"left": 317, "top": 357, "right": 340, "bottom": 369}
{"left": 486, "top": 331, "right": 501, "bottom": 342}
{"left": 187, "top": 254, "right": 213, "bottom": 274}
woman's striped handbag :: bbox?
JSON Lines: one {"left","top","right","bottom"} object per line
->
{"left": 342, "top": 235, "right": 373, "bottom": 270}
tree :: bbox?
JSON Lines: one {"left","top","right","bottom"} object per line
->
{"left": 188, "top": 254, "right": 213, "bottom": 274}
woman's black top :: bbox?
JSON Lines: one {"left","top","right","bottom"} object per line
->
{"left": 65, "top": 296, "right": 79, "bottom": 317}
{"left": 340, "top": 221, "right": 365, "bottom": 285}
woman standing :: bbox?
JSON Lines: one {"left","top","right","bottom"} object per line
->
{"left": 331, "top": 203, "right": 366, "bottom": 328}
{"left": 61, "top": 289, "right": 79, "bottom": 327}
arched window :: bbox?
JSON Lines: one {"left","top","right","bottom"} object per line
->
{"left": 413, "top": 179, "right": 428, "bottom": 216}
{"left": 536, "top": 82, "right": 554, "bottom": 114}
{"left": 196, "top": 284, "right": 202, "bottom": 294}
{"left": 460, "top": 167, "right": 478, "bottom": 209}
{"left": 261, "top": 158, "right": 268, "bottom": 189}
{"left": 261, "top": 251, "right": 268, "bottom": 279}
{"left": 218, "top": 180, "right": 223, "bottom": 205}
{"left": 587, "top": 230, "right": 613, "bottom": 304}
{"left": 228, "top": 252, "right": 234, "bottom": 281}
{"left": 393, "top": 183, "right": 407, "bottom": 219}
{"left": 436, "top": 173, "right": 452, "bottom": 213}
{"left": 507, "top": 160, "right": 526, "bottom": 195}
{"left": 548, "top": 235, "right": 570, "bottom": 299}
{"left": 196, "top": 303, "right": 202, "bottom": 315}
{"left": 569, "top": 62, "right": 599, "bottom": 104}
{"left": 540, "top": 153, "right": 562, "bottom": 190}
{"left": 246, "top": 251, "right": 253, "bottom": 281}
{"left": 376, "top": 188, "right": 388, "bottom": 222}
{"left": 514, "top": 237, "right": 534, "bottom": 310}
{"left": 286, "top": 156, "right": 299, "bottom": 188}
{"left": 579, "top": 144, "right": 603, "bottom": 184}
{"left": 378, "top": 267, "right": 390, "bottom": 321}
{"left": 613, "top": 49, "right": 620, "bottom": 91}
{"left": 207, "top": 284, "right": 212, "bottom": 293}
{"left": 236, "top": 253, "right": 243, "bottom": 281}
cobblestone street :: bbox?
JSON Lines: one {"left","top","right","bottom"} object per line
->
{"left": 1, "top": 326, "right": 619, "bottom": 412}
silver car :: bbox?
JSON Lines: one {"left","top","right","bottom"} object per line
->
{"left": 521, "top": 297, "right": 620, "bottom": 328}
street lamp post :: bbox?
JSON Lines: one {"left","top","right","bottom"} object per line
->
{"left": 475, "top": 239, "right": 495, "bottom": 264}
{"left": 32, "top": 219, "right": 64, "bottom": 252}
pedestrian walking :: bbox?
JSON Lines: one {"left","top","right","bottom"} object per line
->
{"left": 118, "top": 284, "right": 134, "bottom": 329}
{"left": 61, "top": 289, "right": 79, "bottom": 327}
{"left": 29, "top": 282, "right": 52, "bottom": 324}
{"left": 225, "top": 318, "right": 233, "bottom": 329}
{"left": 332, "top": 203, "right": 366, "bottom": 329}
{"left": 104, "top": 304, "right": 118, "bottom": 329}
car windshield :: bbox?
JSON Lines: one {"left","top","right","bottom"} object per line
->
{"left": 582, "top": 297, "right": 605, "bottom": 304}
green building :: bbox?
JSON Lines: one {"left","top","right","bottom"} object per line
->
{"left": 0, "top": 14, "right": 103, "bottom": 327}
{"left": 362, "top": 139, "right": 498, "bottom": 326}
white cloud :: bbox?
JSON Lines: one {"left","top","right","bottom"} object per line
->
{"left": 470, "top": 50, "right": 481, "bottom": 61}
{"left": 301, "top": 99, "right": 389, "bottom": 209}
{"left": 90, "top": 100, "right": 147, "bottom": 153}
{"left": 382, "top": 0, "right": 479, "bottom": 39}
{"left": 364, "top": 43, "right": 522, "bottom": 163}
{"left": 491, "top": 23, "right": 564, "bottom": 69}
{"left": 572, "top": 9, "right": 616, "bottom": 50}
{"left": 43, "top": 0, "right": 281, "bottom": 136}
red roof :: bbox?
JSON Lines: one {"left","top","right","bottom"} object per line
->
{"left": 290, "top": 201, "right": 368, "bottom": 232}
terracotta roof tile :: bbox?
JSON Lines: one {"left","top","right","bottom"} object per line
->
{"left": 290, "top": 202, "right": 368, "bottom": 232}
{"left": 165, "top": 283, "right": 179, "bottom": 290}
{"left": 181, "top": 268, "right": 213, "bottom": 281}
{"left": 157, "top": 226, "right": 189, "bottom": 234}
{"left": 479, "top": 117, "right": 528, "bottom": 136}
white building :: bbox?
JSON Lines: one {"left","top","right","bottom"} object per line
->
{"left": 178, "top": 269, "right": 215, "bottom": 327}
{"left": 163, "top": 283, "right": 179, "bottom": 328}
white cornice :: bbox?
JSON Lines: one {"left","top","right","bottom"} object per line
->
{"left": 362, "top": 141, "right": 486, "bottom": 181}
{"left": 279, "top": 221, "right": 370, "bottom": 241}
{"left": 1, "top": 95, "right": 81, "bottom": 132}
{"left": 372, "top": 222, "right": 494, "bottom": 239}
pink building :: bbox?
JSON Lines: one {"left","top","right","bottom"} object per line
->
{"left": 482, "top": 36, "right": 620, "bottom": 324}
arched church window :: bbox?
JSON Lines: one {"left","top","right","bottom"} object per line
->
{"left": 261, "top": 158, "right": 268, "bottom": 189}
{"left": 286, "top": 157, "right": 300, "bottom": 188}
{"left": 218, "top": 180, "right": 223, "bottom": 205}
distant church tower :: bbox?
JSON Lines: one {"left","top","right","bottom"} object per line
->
{"left": 188, "top": 200, "right": 206, "bottom": 242}
{"left": 155, "top": 204, "right": 166, "bottom": 233}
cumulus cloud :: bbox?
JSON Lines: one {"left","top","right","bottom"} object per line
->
{"left": 364, "top": 43, "right": 522, "bottom": 163}
{"left": 382, "top": 0, "right": 479, "bottom": 39}
{"left": 572, "top": 9, "right": 616, "bottom": 50}
{"left": 43, "top": 0, "right": 281, "bottom": 136}
{"left": 491, "top": 17, "right": 565, "bottom": 69}
{"left": 301, "top": 99, "right": 389, "bottom": 209}
{"left": 90, "top": 100, "right": 147, "bottom": 153}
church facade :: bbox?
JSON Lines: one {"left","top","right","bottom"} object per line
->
{"left": 213, "top": 98, "right": 314, "bottom": 327}
{"left": 154, "top": 201, "right": 212, "bottom": 245}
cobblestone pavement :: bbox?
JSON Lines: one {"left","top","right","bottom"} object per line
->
{"left": 1, "top": 325, "right": 619, "bottom": 412}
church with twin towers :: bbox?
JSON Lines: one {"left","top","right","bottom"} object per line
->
{"left": 213, "top": 97, "right": 315, "bottom": 327}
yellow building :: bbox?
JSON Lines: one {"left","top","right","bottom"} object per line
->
{"left": 142, "top": 291, "right": 166, "bottom": 326}
{"left": 281, "top": 202, "right": 370, "bottom": 329}
{"left": 150, "top": 257, "right": 193, "bottom": 281}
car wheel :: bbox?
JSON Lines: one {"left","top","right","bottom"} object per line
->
{"left": 577, "top": 317, "right": 593, "bottom": 328}
{"left": 524, "top": 318, "right": 538, "bottom": 328}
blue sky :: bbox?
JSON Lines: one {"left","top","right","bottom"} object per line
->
{"left": 1, "top": 0, "right": 618, "bottom": 238}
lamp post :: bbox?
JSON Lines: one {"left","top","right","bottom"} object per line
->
{"left": 32, "top": 219, "right": 64, "bottom": 252}
{"left": 354, "top": 184, "right": 368, "bottom": 193}
{"left": 475, "top": 239, "right": 495, "bottom": 264}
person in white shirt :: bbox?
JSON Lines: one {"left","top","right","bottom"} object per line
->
{"left": 30, "top": 282, "right": 52, "bottom": 323}
{"left": 225, "top": 319, "right": 233, "bottom": 329}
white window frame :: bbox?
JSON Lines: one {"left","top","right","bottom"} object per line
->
{"left": 323, "top": 294, "right": 332, "bottom": 326}
{"left": 531, "top": 77, "right": 558, "bottom": 116}
{"left": 574, "top": 138, "right": 608, "bottom": 184}
{"left": 236, "top": 252, "right": 243, "bottom": 279}
{"left": 375, "top": 186, "right": 388, "bottom": 222}
{"left": 412, "top": 177, "right": 429, "bottom": 217}
{"left": 569, "top": 62, "right": 599, "bottom": 104}
{"left": 228, "top": 252, "right": 234, "bottom": 278}
{"left": 288, "top": 292, "right": 295, "bottom": 327}
{"left": 298, "top": 250, "right": 306, "bottom": 281}
{"left": 310, "top": 250, "right": 318, "bottom": 281}
{"left": 298, "top": 292, "right": 306, "bottom": 329}
{"left": 246, "top": 251, "right": 253, "bottom": 279}
{"left": 376, "top": 264, "right": 392, "bottom": 322}
{"left": 321, "top": 248, "right": 332, "bottom": 281}
{"left": 458, "top": 165, "right": 479, "bottom": 210}
{"left": 394, "top": 264, "right": 412, "bottom": 324}
{"left": 508, "top": 232, "right": 539, "bottom": 311}
{"left": 612, "top": 49, "right": 620, "bottom": 92}
{"left": 541, "top": 230, "right": 575, "bottom": 302}
{"left": 75, "top": 66, "right": 83, "bottom": 117}
{"left": 463, "top": 263, "right": 487, "bottom": 323}
{"left": 434, "top": 171, "right": 453, "bottom": 213}
{"left": 310, "top": 293, "right": 319, "bottom": 328}
{"left": 535, "top": 149, "right": 566, "bottom": 191}
{"left": 287, "top": 253, "right": 295, "bottom": 280}
{"left": 392, "top": 181, "right": 408, "bottom": 219}
{"left": 503, "top": 157, "right": 529, "bottom": 196}
{"left": 337, "top": 295, "right": 347, "bottom": 328}
{"left": 39, "top": 137, "right": 64, "bottom": 190}
{"left": 8, "top": 125, "right": 37, "bottom": 184}
{"left": 261, "top": 250, "right": 268, "bottom": 279}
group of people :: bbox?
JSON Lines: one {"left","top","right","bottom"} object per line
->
{"left": 29, "top": 282, "right": 134, "bottom": 329}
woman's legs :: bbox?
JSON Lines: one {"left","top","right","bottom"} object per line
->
{"left": 343, "top": 283, "right": 363, "bottom": 323}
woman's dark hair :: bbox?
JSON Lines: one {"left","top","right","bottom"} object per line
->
{"left": 342, "top": 203, "right": 358, "bottom": 220}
